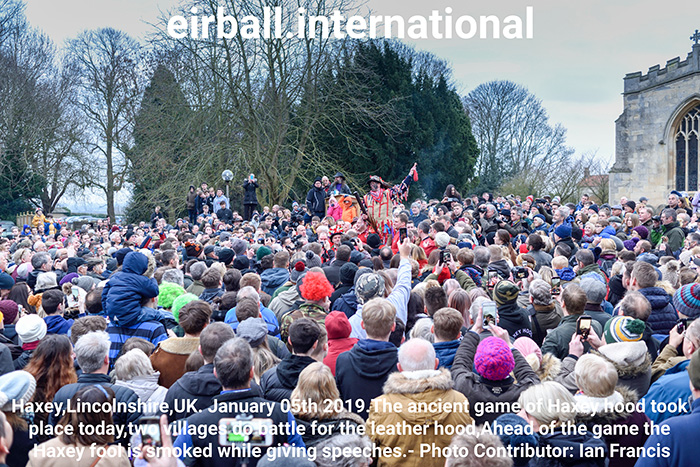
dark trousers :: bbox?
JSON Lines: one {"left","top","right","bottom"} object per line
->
{"left": 188, "top": 209, "right": 197, "bottom": 225}
{"left": 244, "top": 204, "right": 256, "bottom": 221}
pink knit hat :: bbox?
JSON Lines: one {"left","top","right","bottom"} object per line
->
{"left": 513, "top": 337, "right": 542, "bottom": 364}
{"left": 474, "top": 337, "right": 515, "bottom": 381}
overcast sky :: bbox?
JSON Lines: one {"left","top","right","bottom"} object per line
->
{"left": 22, "top": 0, "right": 700, "bottom": 209}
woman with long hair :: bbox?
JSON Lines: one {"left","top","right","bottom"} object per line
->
{"left": 448, "top": 288, "right": 472, "bottom": 327}
{"left": 27, "top": 385, "right": 130, "bottom": 466}
{"left": 291, "top": 362, "right": 364, "bottom": 447}
{"left": 7, "top": 283, "right": 35, "bottom": 314}
{"left": 624, "top": 213, "right": 640, "bottom": 235}
{"left": 442, "top": 184, "right": 462, "bottom": 202}
{"left": 24, "top": 335, "right": 77, "bottom": 442}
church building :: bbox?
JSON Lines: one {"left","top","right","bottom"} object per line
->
{"left": 610, "top": 34, "right": 700, "bottom": 205}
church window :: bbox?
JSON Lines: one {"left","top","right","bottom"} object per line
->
{"left": 676, "top": 104, "right": 700, "bottom": 191}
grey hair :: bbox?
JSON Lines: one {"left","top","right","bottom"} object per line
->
{"left": 214, "top": 337, "right": 253, "bottom": 389}
{"left": 398, "top": 338, "right": 436, "bottom": 372}
{"left": 408, "top": 318, "right": 434, "bottom": 343}
{"left": 113, "top": 349, "right": 153, "bottom": 381}
{"left": 469, "top": 296, "right": 492, "bottom": 324}
{"left": 473, "top": 246, "right": 491, "bottom": 269}
{"left": 528, "top": 279, "right": 552, "bottom": 306}
{"left": 237, "top": 286, "right": 260, "bottom": 303}
{"left": 315, "top": 434, "right": 372, "bottom": 467}
{"left": 189, "top": 262, "right": 207, "bottom": 281}
{"left": 75, "top": 331, "right": 111, "bottom": 374}
{"left": 558, "top": 206, "right": 571, "bottom": 219}
{"left": 161, "top": 268, "right": 185, "bottom": 287}
{"left": 31, "top": 252, "right": 51, "bottom": 270}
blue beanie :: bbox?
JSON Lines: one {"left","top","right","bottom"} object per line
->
{"left": 554, "top": 224, "right": 572, "bottom": 239}
{"left": 673, "top": 284, "right": 700, "bottom": 319}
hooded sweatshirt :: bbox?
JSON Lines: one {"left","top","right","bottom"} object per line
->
{"left": 260, "top": 267, "right": 290, "bottom": 296}
{"left": 323, "top": 311, "right": 358, "bottom": 375}
{"left": 102, "top": 251, "right": 160, "bottom": 327}
{"left": 335, "top": 339, "right": 398, "bottom": 420}
{"left": 44, "top": 315, "right": 74, "bottom": 335}
{"left": 260, "top": 355, "right": 316, "bottom": 403}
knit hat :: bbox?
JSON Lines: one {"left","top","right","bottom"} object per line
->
{"left": 513, "top": 337, "right": 542, "bottom": 364}
{"left": 554, "top": 224, "right": 572, "bottom": 239}
{"left": 603, "top": 316, "right": 645, "bottom": 343}
{"left": 493, "top": 280, "right": 519, "bottom": 306}
{"left": 689, "top": 348, "right": 700, "bottom": 392}
{"left": 15, "top": 314, "right": 47, "bottom": 344}
{"left": 15, "top": 264, "right": 29, "bottom": 280}
{"left": 0, "top": 273, "right": 13, "bottom": 290}
{"left": 115, "top": 248, "right": 131, "bottom": 266}
{"left": 299, "top": 271, "right": 334, "bottom": 302}
{"left": 158, "top": 282, "right": 186, "bottom": 310}
{"left": 355, "top": 273, "right": 385, "bottom": 304}
{"left": 0, "top": 301, "right": 18, "bottom": 325}
{"left": 339, "top": 263, "right": 358, "bottom": 286}
{"left": 71, "top": 276, "right": 95, "bottom": 293}
{"left": 632, "top": 225, "right": 649, "bottom": 239}
{"left": 366, "top": 233, "right": 382, "bottom": 250}
{"left": 217, "top": 248, "right": 235, "bottom": 265}
{"left": 256, "top": 246, "right": 272, "bottom": 262}
{"left": 35, "top": 272, "right": 58, "bottom": 292}
{"left": 623, "top": 238, "right": 639, "bottom": 251}
{"left": 203, "top": 245, "right": 216, "bottom": 257}
{"left": 533, "top": 214, "right": 546, "bottom": 223}
{"left": 304, "top": 250, "right": 322, "bottom": 269}
{"left": 474, "top": 337, "right": 515, "bottom": 381}
{"left": 185, "top": 241, "right": 203, "bottom": 259}
{"left": 588, "top": 204, "right": 599, "bottom": 213}
{"left": 580, "top": 278, "right": 606, "bottom": 305}
{"left": 673, "top": 284, "right": 700, "bottom": 319}
{"left": 349, "top": 250, "right": 364, "bottom": 265}
{"left": 435, "top": 232, "right": 451, "bottom": 248}
{"left": 66, "top": 257, "right": 86, "bottom": 273}
{"left": 172, "top": 293, "right": 198, "bottom": 322}
{"left": 219, "top": 232, "right": 232, "bottom": 244}
{"left": 290, "top": 261, "right": 307, "bottom": 283}
{"left": 0, "top": 371, "right": 36, "bottom": 412}
{"left": 325, "top": 311, "right": 352, "bottom": 339}
{"left": 625, "top": 200, "right": 637, "bottom": 211}
{"left": 236, "top": 318, "right": 268, "bottom": 347}
{"left": 233, "top": 256, "right": 250, "bottom": 271}
{"left": 231, "top": 238, "right": 248, "bottom": 256}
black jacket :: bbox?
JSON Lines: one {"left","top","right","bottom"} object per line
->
{"left": 335, "top": 339, "right": 398, "bottom": 420}
{"left": 260, "top": 355, "right": 316, "bottom": 403}
{"left": 322, "top": 259, "right": 348, "bottom": 287}
{"left": 50, "top": 373, "right": 141, "bottom": 446}
{"left": 164, "top": 363, "right": 221, "bottom": 422}
{"left": 306, "top": 186, "right": 326, "bottom": 214}
{"left": 243, "top": 180, "right": 259, "bottom": 205}
{"left": 496, "top": 302, "right": 533, "bottom": 340}
{"left": 198, "top": 287, "right": 224, "bottom": 304}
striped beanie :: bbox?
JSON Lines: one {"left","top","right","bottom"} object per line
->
{"left": 673, "top": 284, "right": 700, "bottom": 319}
{"left": 474, "top": 337, "right": 515, "bottom": 381}
{"left": 603, "top": 316, "right": 645, "bottom": 343}
{"left": 493, "top": 280, "right": 519, "bottom": 306}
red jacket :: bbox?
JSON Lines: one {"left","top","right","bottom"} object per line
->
{"left": 323, "top": 311, "right": 358, "bottom": 376}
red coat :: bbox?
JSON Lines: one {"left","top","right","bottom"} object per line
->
{"left": 323, "top": 311, "right": 358, "bottom": 376}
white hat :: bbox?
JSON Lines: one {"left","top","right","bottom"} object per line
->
{"left": 15, "top": 314, "right": 47, "bottom": 344}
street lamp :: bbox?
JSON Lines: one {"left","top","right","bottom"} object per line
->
{"left": 222, "top": 169, "right": 233, "bottom": 199}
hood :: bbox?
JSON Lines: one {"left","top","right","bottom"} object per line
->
{"left": 261, "top": 268, "right": 290, "bottom": 288}
{"left": 122, "top": 251, "right": 148, "bottom": 275}
{"left": 600, "top": 226, "right": 617, "bottom": 238}
{"left": 44, "top": 315, "right": 73, "bottom": 335}
{"left": 536, "top": 353, "right": 562, "bottom": 382}
{"left": 326, "top": 311, "right": 352, "bottom": 339}
{"left": 382, "top": 369, "right": 459, "bottom": 424}
{"left": 276, "top": 355, "right": 316, "bottom": 389}
{"left": 575, "top": 385, "right": 640, "bottom": 423}
{"left": 158, "top": 337, "right": 200, "bottom": 355}
{"left": 489, "top": 260, "right": 511, "bottom": 278}
{"left": 638, "top": 287, "right": 671, "bottom": 308}
{"left": 176, "top": 364, "right": 221, "bottom": 396}
{"left": 555, "top": 267, "right": 577, "bottom": 282}
{"left": 597, "top": 342, "right": 651, "bottom": 376}
{"left": 347, "top": 339, "right": 397, "bottom": 379}
{"left": 116, "top": 373, "right": 162, "bottom": 402}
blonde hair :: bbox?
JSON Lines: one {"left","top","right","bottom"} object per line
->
{"left": 252, "top": 343, "right": 280, "bottom": 383}
{"left": 518, "top": 382, "right": 577, "bottom": 427}
{"left": 290, "top": 362, "right": 341, "bottom": 420}
{"left": 361, "top": 298, "right": 396, "bottom": 338}
{"left": 538, "top": 266, "right": 554, "bottom": 285}
{"left": 599, "top": 238, "right": 616, "bottom": 251}
{"left": 574, "top": 354, "right": 617, "bottom": 397}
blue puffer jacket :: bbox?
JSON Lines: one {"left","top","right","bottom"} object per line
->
{"left": 102, "top": 251, "right": 160, "bottom": 327}
{"left": 260, "top": 268, "right": 290, "bottom": 296}
{"left": 433, "top": 340, "right": 460, "bottom": 369}
{"left": 639, "top": 287, "right": 677, "bottom": 336}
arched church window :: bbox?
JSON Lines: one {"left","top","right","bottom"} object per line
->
{"left": 676, "top": 104, "right": 700, "bottom": 191}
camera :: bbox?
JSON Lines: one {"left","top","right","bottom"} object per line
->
{"left": 535, "top": 199, "right": 546, "bottom": 204}
{"left": 512, "top": 266, "right": 527, "bottom": 280}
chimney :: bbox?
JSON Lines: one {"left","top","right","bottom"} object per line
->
{"left": 584, "top": 167, "right": 590, "bottom": 178}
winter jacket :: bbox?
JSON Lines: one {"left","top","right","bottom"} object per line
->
{"left": 279, "top": 302, "right": 327, "bottom": 346}
{"left": 596, "top": 342, "right": 652, "bottom": 397}
{"left": 459, "top": 264, "right": 483, "bottom": 288}
{"left": 164, "top": 363, "right": 223, "bottom": 422}
{"left": 260, "top": 267, "right": 290, "bottom": 296}
{"left": 102, "top": 251, "right": 160, "bottom": 327}
{"left": 333, "top": 288, "right": 359, "bottom": 319}
{"left": 583, "top": 303, "right": 612, "bottom": 329}
{"left": 322, "top": 259, "right": 348, "bottom": 287}
{"left": 529, "top": 249, "right": 553, "bottom": 272}
{"left": 269, "top": 286, "right": 301, "bottom": 322}
{"left": 114, "top": 373, "right": 168, "bottom": 417}
{"left": 50, "top": 373, "right": 141, "bottom": 446}
{"left": 540, "top": 314, "right": 604, "bottom": 360}
{"left": 636, "top": 397, "right": 700, "bottom": 467}
{"left": 225, "top": 303, "right": 281, "bottom": 338}
{"left": 44, "top": 314, "right": 74, "bottom": 335}
{"left": 530, "top": 431, "right": 607, "bottom": 467}
{"left": 638, "top": 287, "right": 677, "bottom": 336}
{"left": 295, "top": 411, "right": 364, "bottom": 447}
{"left": 27, "top": 437, "right": 130, "bottom": 467}
{"left": 527, "top": 303, "right": 562, "bottom": 346}
{"left": 660, "top": 221, "right": 685, "bottom": 255}
{"left": 186, "top": 280, "right": 205, "bottom": 297}
{"left": 486, "top": 259, "right": 511, "bottom": 279}
{"left": 335, "top": 339, "right": 398, "bottom": 420}
{"left": 651, "top": 344, "right": 686, "bottom": 383}
{"left": 323, "top": 311, "right": 358, "bottom": 376}
{"left": 496, "top": 302, "right": 533, "bottom": 340}
{"left": 577, "top": 263, "right": 607, "bottom": 282}
{"left": 451, "top": 331, "right": 539, "bottom": 424}
{"left": 198, "top": 286, "right": 224, "bottom": 304}
{"left": 186, "top": 190, "right": 197, "bottom": 210}
{"left": 641, "top": 359, "right": 692, "bottom": 423}
{"left": 13, "top": 349, "right": 33, "bottom": 370}
{"left": 242, "top": 180, "right": 258, "bottom": 205}
{"left": 327, "top": 203, "right": 342, "bottom": 220}
{"left": 575, "top": 386, "right": 649, "bottom": 467}
{"left": 306, "top": 186, "right": 326, "bottom": 215}
{"left": 150, "top": 336, "right": 200, "bottom": 388}
{"left": 367, "top": 368, "right": 473, "bottom": 467}
{"left": 433, "top": 340, "right": 460, "bottom": 369}
{"left": 330, "top": 284, "right": 352, "bottom": 308}
{"left": 260, "top": 355, "right": 316, "bottom": 403}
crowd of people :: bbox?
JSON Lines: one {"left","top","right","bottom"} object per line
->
{"left": 0, "top": 172, "right": 698, "bottom": 467}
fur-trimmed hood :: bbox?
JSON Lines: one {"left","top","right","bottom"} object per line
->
{"left": 157, "top": 336, "right": 200, "bottom": 355}
{"left": 596, "top": 341, "right": 651, "bottom": 378}
{"left": 575, "top": 385, "right": 640, "bottom": 423}
{"left": 536, "top": 353, "right": 562, "bottom": 382}
{"left": 383, "top": 368, "right": 453, "bottom": 394}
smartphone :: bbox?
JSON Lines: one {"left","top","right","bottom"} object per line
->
{"left": 482, "top": 302, "right": 497, "bottom": 328}
{"left": 441, "top": 250, "right": 452, "bottom": 264}
{"left": 399, "top": 227, "right": 407, "bottom": 242}
{"left": 219, "top": 418, "right": 273, "bottom": 447}
{"left": 487, "top": 271, "right": 499, "bottom": 291}
{"left": 576, "top": 315, "right": 592, "bottom": 340}
{"left": 257, "top": 238, "right": 264, "bottom": 244}
{"left": 131, "top": 417, "right": 162, "bottom": 449}
{"left": 71, "top": 287, "right": 79, "bottom": 299}
{"left": 551, "top": 277, "right": 561, "bottom": 295}
{"left": 513, "top": 266, "right": 527, "bottom": 280}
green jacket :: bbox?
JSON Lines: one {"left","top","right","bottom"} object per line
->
{"left": 540, "top": 314, "right": 603, "bottom": 360}
{"left": 661, "top": 221, "right": 685, "bottom": 255}
{"left": 279, "top": 302, "right": 327, "bottom": 347}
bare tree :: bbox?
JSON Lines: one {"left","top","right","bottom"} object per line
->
{"left": 66, "top": 28, "right": 143, "bottom": 221}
